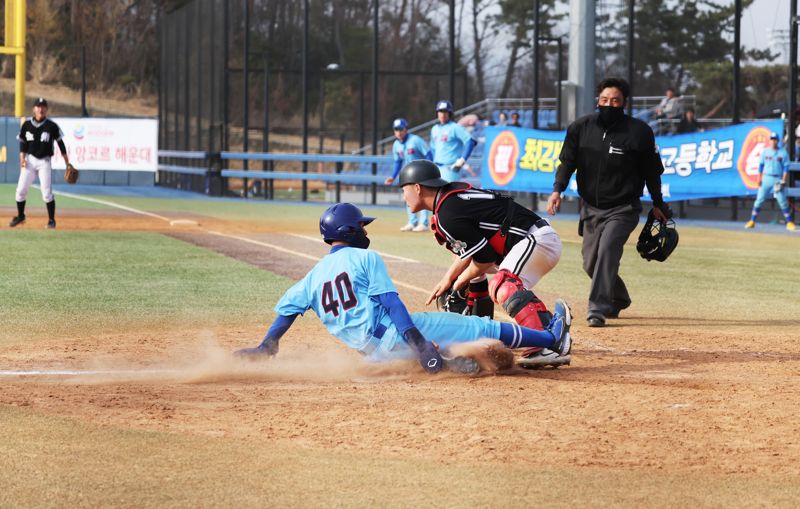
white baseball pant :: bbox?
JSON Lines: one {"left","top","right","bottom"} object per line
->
{"left": 16, "top": 155, "right": 54, "bottom": 203}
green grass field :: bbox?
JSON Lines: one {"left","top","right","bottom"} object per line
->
{"left": 0, "top": 230, "right": 292, "bottom": 345}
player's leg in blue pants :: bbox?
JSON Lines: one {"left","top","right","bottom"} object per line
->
{"left": 373, "top": 312, "right": 557, "bottom": 360}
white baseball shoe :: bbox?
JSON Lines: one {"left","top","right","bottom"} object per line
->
{"left": 399, "top": 223, "right": 415, "bottom": 232}
{"left": 518, "top": 347, "right": 571, "bottom": 368}
{"left": 412, "top": 223, "right": 428, "bottom": 232}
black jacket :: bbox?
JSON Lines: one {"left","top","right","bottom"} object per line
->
{"left": 554, "top": 112, "right": 664, "bottom": 209}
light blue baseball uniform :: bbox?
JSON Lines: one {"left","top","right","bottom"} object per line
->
{"left": 430, "top": 121, "right": 476, "bottom": 182}
{"left": 754, "top": 146, "right": 790, "bottom": 209}
{"left": 275, "top": 245, "right": 500, "bottom": 360}
{"left": 391, "top": 133, "right": 431, "bottom": 226}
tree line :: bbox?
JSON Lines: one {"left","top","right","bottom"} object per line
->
{"left": 0, "top": 0, "right": 787, "bottom": 122}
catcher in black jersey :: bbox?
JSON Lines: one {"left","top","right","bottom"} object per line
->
{"left": 399, "top": 160, "right": 568, "bottom": 367}
{"left": 9, "top": 98, "right": 71, "bottom": 229}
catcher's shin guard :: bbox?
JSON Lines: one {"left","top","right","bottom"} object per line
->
{"left": 489, "top": 269, "right": 552, "bottom": 330}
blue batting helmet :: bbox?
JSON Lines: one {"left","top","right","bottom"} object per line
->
{"left": 319, "top": 203, "right": 375, "bottom": 249}
{"left": 393, "top": 118, "right": 408, "bottom": 130}
{"left": 435, "top": 100, "right": 453, "bottom": 113}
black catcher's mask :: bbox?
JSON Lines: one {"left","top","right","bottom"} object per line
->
{"left": 636, "top": 209, "right": 679, "bottom": 262}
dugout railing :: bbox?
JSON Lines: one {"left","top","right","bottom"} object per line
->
{"left": 157, "top": 150, "right": 482, "bottom": 204}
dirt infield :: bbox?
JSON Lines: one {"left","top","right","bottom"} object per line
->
{"left": 2, "top": 206, "right": 799, "bottom": 505}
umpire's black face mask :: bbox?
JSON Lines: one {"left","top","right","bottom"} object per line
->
{"left": 597, "top": 105, "right": 624, "bottom": 127}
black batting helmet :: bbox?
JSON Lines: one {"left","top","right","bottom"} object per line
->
{"left": 398, "top": 160, "right": 448, "bottom": 188}
{"left": 636, "top": 210, "right": 679, "bottom": 262}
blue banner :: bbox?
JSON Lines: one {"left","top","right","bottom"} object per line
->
{"left": 480, "top": 120, "right": 784, "bottom": 201}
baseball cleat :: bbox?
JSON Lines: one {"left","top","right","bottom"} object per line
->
{"left": 744, "top": 220, "right": 755, "bottom": 229}
{"left": 412, "top": 223, "right": 428, "bottom": 232}
{"left": 46, "top": 219, "right": 56, "bottom": 229}
{"left": 399, "top": 223, "right": 415, "bottom": 232}
{"left": 553, "top": 299, "right": 571, "bottom": 332}
{"left": 443, "top": 355, "right": 481, "bottom": 375}
{"left": 787, "top": 221, "right": 796, "bottom": 231}
{"left": 518, "top": 348, "right": 571, "bottom": 369}
{"left": 9, "top": 215, "right": 25, "bottom": 227}
{"left": 545, "top": 299, "right": 571, "bottom": 354}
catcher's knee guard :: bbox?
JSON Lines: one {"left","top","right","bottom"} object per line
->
{"left": 490, "top": 269, "right": 551, "bottom": 330}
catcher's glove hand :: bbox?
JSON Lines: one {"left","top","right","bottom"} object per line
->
{"left": 436, "top": 287, "right": 470, "bottom": 314}
{"left": 64, "top": 163, "right": 79, "bottom": 184}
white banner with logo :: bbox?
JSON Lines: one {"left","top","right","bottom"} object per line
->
{"left": 51, "top": 118, "right": 158, "bottom": 172}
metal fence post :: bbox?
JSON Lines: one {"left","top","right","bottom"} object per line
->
{"left": 336, "top": 133, "right": 345, "bottom": 203}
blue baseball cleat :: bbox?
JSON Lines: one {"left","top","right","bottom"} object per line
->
{"left": 518, "top": 298, "right": 572, "bottom": 369}
{"left": 550, "top": 298, "right": 572, "bottom": 356}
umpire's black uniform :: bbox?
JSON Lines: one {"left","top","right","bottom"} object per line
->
{"left": 554, "top": 111, "right": 664, "bottom": 324}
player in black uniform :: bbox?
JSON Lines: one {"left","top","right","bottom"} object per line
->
{"left": 399, "top": 160, "right": 568, "bottom": 367}
{"left": 9, "top": 98, "right": 71, "bottom": 229}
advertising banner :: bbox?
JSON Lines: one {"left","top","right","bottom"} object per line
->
{"left": 480, "top": 120, "right": 784, "bottom": 201}
{"left": 51, "top": 118, "right": 158, "bottom": 172}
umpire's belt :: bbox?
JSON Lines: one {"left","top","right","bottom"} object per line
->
{"left": 360, "top": 322, "right": 388, "bottom": 357}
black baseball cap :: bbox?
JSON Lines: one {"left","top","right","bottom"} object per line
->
{"left": 33, "top": 97, "right": 48, "bottom": 107}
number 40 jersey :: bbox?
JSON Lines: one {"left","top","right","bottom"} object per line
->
{"left": 274, "top": 246, "right": 397, "bottom": 351}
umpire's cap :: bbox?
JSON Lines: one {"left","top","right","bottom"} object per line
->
{"left": 33, "top": 97, "right": 48, "bottom": 107}
{"left": 399, "top": 160, "right": 448, "bottom": 188}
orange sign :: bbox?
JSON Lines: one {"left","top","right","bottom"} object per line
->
{"left": 737, "top": 126, "right": 771, "bottom": 190}
{"left": 487, "top": 130, "right": 520, "bottom": 186}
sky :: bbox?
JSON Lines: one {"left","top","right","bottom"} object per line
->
{"left": 743, "top": 0, "right": 792, "bottom": 63}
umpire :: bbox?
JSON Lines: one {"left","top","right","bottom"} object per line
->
{"left": 546, "top": 77, "right": 669, "bottom": 328}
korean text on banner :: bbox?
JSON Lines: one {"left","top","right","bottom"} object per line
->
{"left": 51, "top": 118, "right": 158, "bottom": 172}
{"left": 480, "top": 120, "right": 784, "bottom": 201}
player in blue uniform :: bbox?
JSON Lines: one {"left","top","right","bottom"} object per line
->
{"left": 235, "top": 203, "right": 573, "bottom": 374}
{"left": 384, "top": 118, "right": 432, "bottom": 232}
{"left": 430, "top": 100, "right": 478, "bottom": 182}
{"left": 744, "top": 132, "right": 796, "bottom": 231}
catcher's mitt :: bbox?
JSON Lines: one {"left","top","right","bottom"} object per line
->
{"left": 64, "top": 163, "right": 79, "bottom": 184}
{"left": 436, "top": 287, "right": 469, "bottom": 315}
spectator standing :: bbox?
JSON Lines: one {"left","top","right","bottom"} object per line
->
{"left": 385, "top": 118, "right": 432, "bottom": 232}
{"left": 547, "top": 77, "right": 670, "bottom": 328}
{"left": 744, "top": 132, "right": 796, "bottom": 231}
{"left": 676, "top": 107, "right": 700, "bottom": 134}
{"left": 430, "top": 100, "right": 478, "bottom": 182}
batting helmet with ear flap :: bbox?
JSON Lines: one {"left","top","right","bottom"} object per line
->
{"left": 636, "top": 209, "right": 679, "bottom": 262}
{"left": 319, "top": 203, "right": 375, "bottom": 249}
